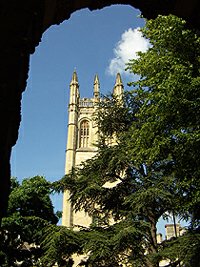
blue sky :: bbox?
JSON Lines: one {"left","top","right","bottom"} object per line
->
{"left": 10, "top": 5, "right": 175, "bottom": 234}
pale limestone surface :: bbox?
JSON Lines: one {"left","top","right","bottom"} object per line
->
{"left": 62, "top": 71, "right": 123, "bottom": 228}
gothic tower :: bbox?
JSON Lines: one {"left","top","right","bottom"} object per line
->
{"left": 62, "top": 71, "right": 123, "bottom": 228}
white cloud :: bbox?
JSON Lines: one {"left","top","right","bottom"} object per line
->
{"left": 107, "top": 28, "right": 150, "bottom": 76}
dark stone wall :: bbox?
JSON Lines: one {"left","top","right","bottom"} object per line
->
{"left": 0, "top": 0, "right": 199, "bottom": 222}
{"left": 0, "top": 0, "right": 45, "bottom": 221}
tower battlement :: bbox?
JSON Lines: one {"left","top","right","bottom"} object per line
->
{"left": 79, "top": 98, "right": 94, "bottom": 107}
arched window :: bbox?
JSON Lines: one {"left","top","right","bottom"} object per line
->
{"left": 79, "top": 120, "right": 89, "bottom": 148}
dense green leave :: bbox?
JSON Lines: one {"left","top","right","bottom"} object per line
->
{"left": 41, "top": 225, "right": 83, "bottom": 267}
{"left": 0, "top": 176, "right": 60, "bottom": 267}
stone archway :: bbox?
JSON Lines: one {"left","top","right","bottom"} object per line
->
{"left": 0, "top": 0, "right": 199, "bottom": 222}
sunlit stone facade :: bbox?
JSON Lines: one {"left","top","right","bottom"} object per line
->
{"left": 62, "top": 71, "right": 123, "bottom": 228}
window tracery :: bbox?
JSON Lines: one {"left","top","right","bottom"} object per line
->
{"left": 79, "top": 120, "right": 89, "bottom": 148}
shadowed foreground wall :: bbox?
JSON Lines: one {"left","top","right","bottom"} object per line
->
{"left": 0, "top": 0, "right": 199, "bottom": 222}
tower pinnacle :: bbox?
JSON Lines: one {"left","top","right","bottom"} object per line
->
{"left": 113, "top": 73, "right": 123, "bottom": 97}
{"left": 115, "top": 73, "right": 123, "bottom": 86}
{"left": 93, "top": 74, "right": 100, "bottom": 100}
{"left": 70, "top": 69, "right": 79, "bottom": 85}
{"left": 69, "top": 69, "right": 79, "bottom": 105}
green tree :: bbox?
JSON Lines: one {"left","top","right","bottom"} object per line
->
{"left": 0, "top": 176, "right": 60, "bottom": 266}
{"left": 52, "top": 15, "right": 200, "bottom": 267}
{"left": 41, "top": 224, "right": 83, "bottom": 267}
{"left": 126, "top": 14, "right": 200, "bottom": 226}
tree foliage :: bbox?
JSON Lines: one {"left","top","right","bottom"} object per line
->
{"left": 126, "top": 14, "right": 200, "bottom": 225}
{"left": 0, "top": 176, "right": 60, "bottom": 266}
{"left": 41, "top": 224, "right": 83, "bottom": 267}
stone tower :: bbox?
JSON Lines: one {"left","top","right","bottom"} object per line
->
{"left": 62, "top": 70, "right": 123, "bottom": 228}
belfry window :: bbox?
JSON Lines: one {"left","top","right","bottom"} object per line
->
{"left": 80, "top": 120, "right": 89, "bottom": 148}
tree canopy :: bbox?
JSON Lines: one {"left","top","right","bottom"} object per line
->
{"left": 126, "top": 15, "right": 200, "bottom": 225}
{"left": 0, "top": 176, "right": 60, "bottom": 267}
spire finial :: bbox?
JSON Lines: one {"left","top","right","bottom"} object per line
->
{"left": 93, "top": 74, "right": 100, "bottom": 99}
{"left": 115, "top": 73, "right": 122, "bottom": 86}
{"left": 113, "top": 73, "right": 123, "bottom": 97}
{"left": 94, "top": 74, "right": 99, "bottom": 87}
{"left": 71, "top": 68, "right": 78, "bottom": 84}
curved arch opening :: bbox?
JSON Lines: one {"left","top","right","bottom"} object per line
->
{"left": 79, "top": 119, "right": 90, "bottom": 148}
